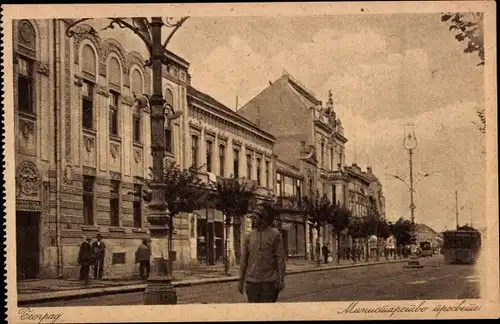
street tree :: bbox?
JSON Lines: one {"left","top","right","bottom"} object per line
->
{"left": 328, "top": 204, "right": 352, "bottom": 264}
{"left": 377, "top": 218, "right": 391, "bottom": 260}
{"left": 139, "top": 160, "right": 207, "bottom": 276}
{"left": 391, "top": 217, "right": 412, "bottom": 248}
{"left": 347, "top": 215, "right": 365, "bottom": 261}
{"left": 211, "top": 177, "right": 258, "bottom": 275}
{"left": 302, "top": 191, "right": 333, "bottom": 266}
{"left": 441, "top": 12, "right": 485, "bottom": 134}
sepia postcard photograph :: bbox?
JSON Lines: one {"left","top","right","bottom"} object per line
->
{"left": 2, "top": 1, "right": 499, "bottom": 322}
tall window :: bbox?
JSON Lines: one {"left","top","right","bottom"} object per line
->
{"left": 206, "top": 141, "right": 213, "bottom": 172}
{"left": 82, "top": 81, "right": 94, "bottom": 130}
{"left": 309, "top": 178, "right": 313, "bottom": 193}
{"left": 17, "top": 56, "right": 34, "bottom": 114}
{"left": 219, "top": 145, "right": 225, "bottom": 177}
{"left": 246, "top": 154, "right": 252, "bottom": 180}
{"left": 233, "top": 149, "right": 239, "bottom": 178}
{"left": 330, "top": 147, "right": 334, "bottom": 169}
{"left": 296, "top": 180, "right": 302, "bottom": 206}
{"left": 83, "top": 176, "right": 95, "bottom": 225}
{"left": 133, "top": 112, "right": 141, "bottom": 143}
{"left": 191, "top": 135, "right": 199, "bottom": 168}
{"left": 332, "top": 185, "right": 337, "bottom": 206}
{"left": 133, "top": 184, "right": 142, "bottom": 228}
{"left": 321, "top": 142, "right": 325, "bottom": 168}
{"left": 276, "top": 174, "right": 282, "bottom": 197}
{"left": 265, "top": 161, "right": 270, "bottom": 188}
{"left": 256, "top": 158, "right": 261, "bottom": 186}
{"left": 165, "top": 127, "right": 172, "bottom": 153}
{"left": 110, "top": 180, "right": 120, "bottom": 226}
{"left": 109, "top": 90, "right": 119, "bottom": 136}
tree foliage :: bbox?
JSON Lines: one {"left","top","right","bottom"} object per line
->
{"left": 390, "top": 217, "right": 412, "bottom": 246}
{"left": 301, "top": 190, "right": 333, "bottom": 231}
{"left": 211, "top": 177, "right": 259, "bottom": 226}
{"left": 441, "top": 12, "right": 484, "bottom": 66}
{"left": 328, "top": 205, "right": 352, "bottom": 235}
{"left": 347, "top": 216, "right": 365, "bottom": 239}
{"left": 140, "top": 161, "right": 208, "bottom": 218}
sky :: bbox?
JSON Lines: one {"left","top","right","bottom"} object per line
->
{"left": 94, "top": 13, "right": 485, "bottom": 232}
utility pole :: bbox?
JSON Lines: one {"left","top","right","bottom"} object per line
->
{"left": 455, "top": 190, "right": 459, "bottom": 229}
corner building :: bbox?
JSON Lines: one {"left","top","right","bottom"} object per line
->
{"left": 13, "top": 19, "right": 275, "bottom": 280}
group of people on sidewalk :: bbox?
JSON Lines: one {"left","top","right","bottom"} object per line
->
{"left": 77, "top": 233, "right": 106, "bottom": 284}
{"left": 77, "top": 234, "right": 152, "bottom": 284}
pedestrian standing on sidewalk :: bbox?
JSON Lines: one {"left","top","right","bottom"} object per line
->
{"left": 92, "top": 233, "right": 106, "bottom": 280}
{"left": 135, "top": 239, "right": 151, "bottom": 280}
{"left": 238, "top": 204, "right": 286, "bottom": 303}
{"left": 78, "top": 236, "right": 93, "bottom": 285}
{"left": 322, "top": 243, "right": 329, "bottom": 264}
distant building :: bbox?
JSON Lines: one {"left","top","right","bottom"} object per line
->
{"left": 414, "top": 223, "right": 440, "bottom": 247}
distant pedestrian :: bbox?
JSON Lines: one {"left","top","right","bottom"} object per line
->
{"left": 238, "top": 205, "right": 286, "bottom": 303}
{"left": 322, "top": 244, "right": 329, "bottom": 264}
{"left": 78, "top": 237, "right": 93, "bottom": 284}
{"left": 92, "top": 233, "right": 106, "bottom": 279}
{"left": 135, "top": 239, "right": 151, "bottom": 280}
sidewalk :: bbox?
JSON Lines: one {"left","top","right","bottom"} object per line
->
{"left": 17, "top": 257, "right": 409, "bottom": 305}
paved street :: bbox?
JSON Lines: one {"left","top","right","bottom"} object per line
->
{"left": 28, "top": 255, "right": 480, "bottom": 306}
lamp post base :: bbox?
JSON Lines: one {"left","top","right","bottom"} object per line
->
{"left": 403, "top": 244, "right": 423, "bottom": 269}
{"left": 144, "top": 276, "right": 177, "bottom": 305}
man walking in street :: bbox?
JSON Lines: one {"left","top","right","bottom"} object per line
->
{"left": 238, "top": 204, "right": 286, "bottom": 303}
{"left": 92, "top": 233, "right": 106, "bottom": 280}
{"left": 78, "top": 236, "right": 93, "bottom": 285}
{"left": 135, "top": 239, "right": 151, "bottom": 280}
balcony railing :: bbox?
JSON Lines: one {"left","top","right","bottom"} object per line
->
{"left": 276, "top": 195, "right": 302, "bottom": 211}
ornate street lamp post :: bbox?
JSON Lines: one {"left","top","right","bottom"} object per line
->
{"left": 66, "top": 16, "right": 189, "bottom": 304}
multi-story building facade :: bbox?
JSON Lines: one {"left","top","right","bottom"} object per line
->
{"left": 275, "top": 159, "right": 307, "bottom": 259}
{"left": 237, "top": 73, "right": 349, "bottom": 260}
{"left": 13, "top": 19, "right": 274, "bottom": 280}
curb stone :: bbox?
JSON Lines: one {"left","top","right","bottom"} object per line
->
{"left": 17, "top": 259, "right": 409, "bottom": 305}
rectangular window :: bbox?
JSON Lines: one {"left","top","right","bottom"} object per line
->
{"left": 233, "top": 149, "right": 239, "bottom": 178}
{"left": 332, "top": 185, "right": 337, "bottom": 206}
{"left": 321, "top": 142, "right": 325, "bottom": 168}
{"left": 133, "top": 115, "right": 141, "bottom": 143}
{"left": 165, "top": 128, "right": 172, "bottom": 153}
{"left": 191, "top": 135, "right": 198, "bottom": 168}
{"left": 276, "top": 173, "right": 282, "bottom": 197}
{"left": 246, "top": 154, "right": 252, "bottom": 180}
{"left": 206, "top": 141, "right": 213, "bottom": 172}
{"left": 219, "top": 145, "right": 225, "bottom": 177}
{"left": 330, "top": 148, "right": 334, "bottom": 169}
{"left": 256, "top": 158, "right": 261, "bottom": 186}
{"left": 82, "top": 176, "right": 95, "bottom": 225}
{"left": 296, "top": 180, "right": 302, "bottom": 207}
{"left": 110, "top": 180, "right": 120, "bottom": 227}
{"left": 109, "top": 91, "right": 119, "bottom": 136}
{"left": 82, "top": 81, "right": 94, "bottom": 130}
{"left": 265, "top": 161, "right": 270, "bottom": 188}
{"left": 17, "top": 56, "right": 34, "bottom": 114}
{"left": 133, "top": 184, "right": 142, "bottom": 228}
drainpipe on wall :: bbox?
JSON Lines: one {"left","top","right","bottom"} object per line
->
{"left": 53, "top": 19, "right": 63, "bottom": 279}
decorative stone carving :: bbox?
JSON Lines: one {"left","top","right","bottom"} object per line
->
{"left": 110, "top": 171, "right": 122, "bottom": 181}
{"left": 96, "top": 85, "right": 110, "bottom": 97}
{"left": 16, "top": 161, "right": 40, "bottom": 197}
{"left": 82, "top": 166, "right": 96, "bottom": 176}
{"left": 63, "top": 164, "right": 73, "bottom": 184}
{"left": 74, "top": 74, "right": 84, "bottom": 87}
{"left": 64, "top": 36, "right": 72, "bottom": 162}
{"left": 134, "top": 149, "right": 142, "bottom": 163}
{"left": 110, "top": 143, "right": 119, "bottom": 159}
{"left": 121, "top": 95, "right": 136, "bottom": 107}
{"left": 36, "top": 61, "right": 50, "bottom": 76}
{"left": 17, "top": 199, "right": 42, "bottom": 212}
{"left": 20, "top": 119, "right": 34, "bottom": 139}
{"left": 102, "top": 38, "right": 129, "bottom": 75}
{"left": 84, "top": 136, "right": 94, "bottom": 152}
{"left": 72, "top": 24, "right": 103, "bottom": 65}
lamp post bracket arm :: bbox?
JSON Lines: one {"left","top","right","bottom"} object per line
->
{"left": 163, "top": 17, "right": 190, "bottom": 50}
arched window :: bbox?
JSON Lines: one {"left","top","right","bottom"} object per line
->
{"left": 131, "top": 69, "right": 143, "bottom": 143}
{"left": 16, "top": 20, "right": 36, "bottom": 114}
{"left": 108, "top": 57, "right": 121, "bottom": 136}
{"left": 81, "top": 44, "right": 97, "bottom": 130}
{"left": 246, "top": 153, "right": 253, "bottom": 180}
